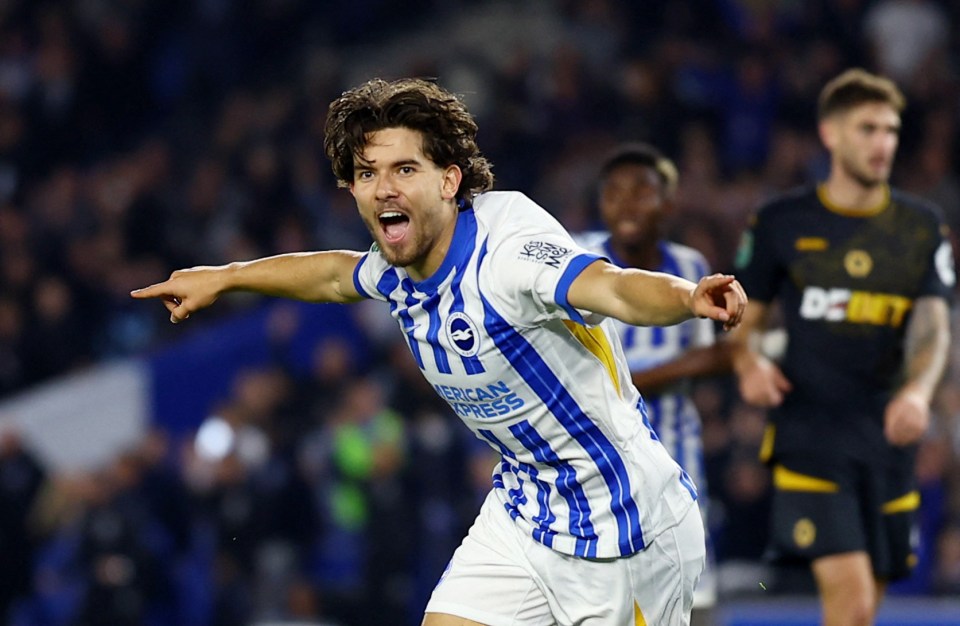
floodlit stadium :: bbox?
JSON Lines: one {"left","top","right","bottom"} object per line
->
{"left": 1, "top": 1, "right": 959, "bottom": 625}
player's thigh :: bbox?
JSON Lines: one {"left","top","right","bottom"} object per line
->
{"left": 811, "top": 551, "right": 874, "bottom": 597}
{"left": 425, "top": 554, "right": 551, "bottom": 626}
{"left": 425, "top": 493, "right": 553, "bottom": 626}
{"left": 634, "top": 504, "right": 705, "bottom": 624}
{"left": 692, "top": 505, "right": 717, "bottom": 610}
{"left": 811, "top": 552, "right": 878, "bottom": 624}
{"left": 539, "top": 503, "right": 705, "bottom": 625}
{"left": 429, "top": 499, "right": 704, "bottom": 625}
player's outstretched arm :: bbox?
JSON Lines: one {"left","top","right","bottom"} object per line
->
{"left": 567, "top": 260, "right": 747, "bottom": 329}
{"left": 131, "top": 251, "right": 365, "bottom": 323}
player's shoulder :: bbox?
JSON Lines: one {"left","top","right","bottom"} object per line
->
{"left": 473, "top": 190, "right": 540, "bottom": 218}
{"left": 755, "top": 185, "right": 819, "bottom": 218}
{"left": 889, "top": 186, "right": 948, "bottom": 223}
{"left": 473, "top": 190, "right": 567, "bottom": 239}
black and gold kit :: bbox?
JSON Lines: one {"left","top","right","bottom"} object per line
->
{"left": 735, "top": 184, "right": 955, "bottom": 578}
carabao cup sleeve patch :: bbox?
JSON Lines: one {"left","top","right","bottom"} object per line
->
{"left": 734, "top": 230, "right": 754, "bottom": 269}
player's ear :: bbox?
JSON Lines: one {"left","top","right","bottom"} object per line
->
{"left": 818, "top": 118, "right": 837, "bottom": 151}
{"left": 441, "top": 164, "right": 462, "bottom": 201}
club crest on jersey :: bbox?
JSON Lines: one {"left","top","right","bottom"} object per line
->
{"left": 445, "top": 312, "right": 480, "bottom": 357}
{"left": 843, "top": 249, "right": 872, "bottom": 278}
{"left": 518, "top": 241, "right": 573, "bottom": 268}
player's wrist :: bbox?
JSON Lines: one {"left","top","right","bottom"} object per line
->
{"left": 685, "top": 284, "right": 697, "bottom": 316}
{"left": 730, "top": 343, "right": 759, "bottom": 377}
{"left": 897, "top": 381, "right": 933, "bottom": 406}
{"left": 219, "top": 262, "right": 246, "bottom": 294}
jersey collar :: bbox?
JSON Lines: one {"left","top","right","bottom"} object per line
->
{"left": 816, "top": 183, "right": 890, "bottom": 217}
{"left": 409, "top": 208, "right": 477, "bottom": 293}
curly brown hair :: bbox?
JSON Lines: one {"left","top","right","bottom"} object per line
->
{"left": 323, "top": 78, "right": 495, "bottom": 204}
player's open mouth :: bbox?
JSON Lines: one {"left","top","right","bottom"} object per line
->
{"left": 379, "top": 210, "right": 410, "bottom": 244}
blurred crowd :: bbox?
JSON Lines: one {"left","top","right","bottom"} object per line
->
{"left": 2, "top": 0, "right": 960, "bottom": 624}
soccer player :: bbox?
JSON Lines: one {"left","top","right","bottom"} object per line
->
{"left": 132, "top": 78, "right": 747, "bottom": 625}
{"left": 578, "top": 143, "right": 730, "bottom": 625}
{"left": 728, "top": 68, "right": 954, "bottom": 626}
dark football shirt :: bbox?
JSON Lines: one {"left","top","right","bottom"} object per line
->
{"left": 735, "top": 184, "right": 955, "bottom": 458}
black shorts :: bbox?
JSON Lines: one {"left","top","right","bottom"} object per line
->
{"left": 766, "top": 449, "right": 918, "bottom": 581}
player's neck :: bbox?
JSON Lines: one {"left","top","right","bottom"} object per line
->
{"left": 820, "top": 175, "right": 889, "bottom": 214}
{"left": 406, "top": 205, "right": 460, "bottom": 282}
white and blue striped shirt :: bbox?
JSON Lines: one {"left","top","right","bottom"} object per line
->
{"left": 578, "top": 232, "right": 714, "bottom": 499}
{"left": 353, "top": 191, "right": 697, "bottom": 558}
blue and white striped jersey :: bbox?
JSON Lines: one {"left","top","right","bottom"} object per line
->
{"left": 577, "top": 232, "right": 713, "bottom": 493}
{"left": 353, "top": 191, "right": 697, "bottom": 559}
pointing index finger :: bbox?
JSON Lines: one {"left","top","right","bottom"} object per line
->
{"left": 130, "top": 282, "right": 169, "bottom": 299}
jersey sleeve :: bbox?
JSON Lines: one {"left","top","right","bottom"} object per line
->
{"left": 481, "top": 196, "right": 605, "bottom": 327}
{"left": 352, "top": 248, "right": 390, "bottom": 302}
{"left": 733, "top": 207, "right": 783, "bottom": 304}
{"left": 919, "top": 221, "right": 957, "bottom": 302}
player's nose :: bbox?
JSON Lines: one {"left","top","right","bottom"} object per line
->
{"left": 375, "top": 176, "right": 398, "bottom": 200}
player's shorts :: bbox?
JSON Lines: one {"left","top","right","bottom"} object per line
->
{"left": 425, "top": 490, "right": 705, "bottom": 625}
{"left": 694, "top": 513, "right": 717, "bottom": 610}
{"left": 686, "top": 457, "right": 715, "bottom": 610}
{"left": 650, "top": 402, "right": 715, "bottom": 609}
{"left": 767, "top": 450, "right": 917, "bottom": 581}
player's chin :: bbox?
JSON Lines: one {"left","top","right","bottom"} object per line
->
{"left": 865, "top": 165, "right": 891, "bottom": 183}
{"left": 380, "top": 244, "right": 416, "bottom": 268}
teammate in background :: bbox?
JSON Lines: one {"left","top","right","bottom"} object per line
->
{"left": 729, "top": 68, "right": 954, "bottom": 626}
{"left": 578, "top": 143, "right": 731, "bottom": 625}
{"left": 133, "top": 77, "right": 747, "bottom": 625}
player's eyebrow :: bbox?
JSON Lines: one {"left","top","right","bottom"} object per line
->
{"left": 354, "top": 157, "right": 422, "bottom": 169}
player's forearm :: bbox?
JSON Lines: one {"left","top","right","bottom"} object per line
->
{"left": 612, "top": 268, "right": 698, "bottom": 327}
{"left": 568, "top": 261, "right": 710, "bottom": 326}
{"left": 224, "top": 251, "right": 363, "bottom": 303}
{"left": 900, "top": 296, "right": 951, "bottom": 401}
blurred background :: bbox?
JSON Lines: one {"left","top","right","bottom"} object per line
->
{"left": 1, "top": 0, "right": 960, "bottom": 624}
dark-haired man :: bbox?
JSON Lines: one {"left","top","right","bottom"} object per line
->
{"left": 134, "top": 78, "right": 747, "bottom": 625}
{"left": 730, "top": 68, "right": 954, "bottom": 625}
